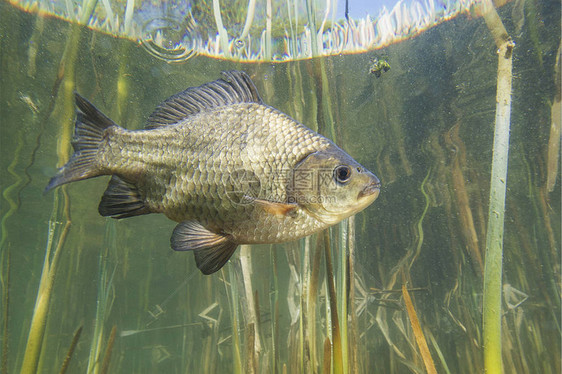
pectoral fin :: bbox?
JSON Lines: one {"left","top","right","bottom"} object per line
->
{"left": 253, "top": 198, "right": 298, "bottom": 218}
{"left": 171, "top": 221, "right": 238, "bottom": 275}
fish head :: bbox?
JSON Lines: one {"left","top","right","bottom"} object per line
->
{"left": 288, "top": 146, "right": 380, "bottom": 225}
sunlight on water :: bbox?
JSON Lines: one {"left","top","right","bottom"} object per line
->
{"left": 10, "top": 0, "right": 480, "bottom": 62}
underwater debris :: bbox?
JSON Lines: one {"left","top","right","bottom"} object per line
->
{"left": 503, "top": 284, "right": 528, "bottom": 310}
{"left": 369, "top": 57, "right": 391, "bottom": 78}
{"left": 150, "top": 345, "right": 172, "bottom": 364}
{"left": 199, "top": 302, "right": 221, "bottom": 325}
{"left": 18, "top": 92, "right": 40, "bottom": 115}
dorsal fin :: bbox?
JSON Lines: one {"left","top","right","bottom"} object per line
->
{"left": 145, "top": 71, "right": 263, "bottom": 129}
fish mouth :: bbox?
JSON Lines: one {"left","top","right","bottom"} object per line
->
{"left": 358, "top": 180, "right": 381, "bottom": 200}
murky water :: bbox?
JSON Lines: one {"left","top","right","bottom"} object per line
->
{"left": 1, "top": 1, "right": 560, "bottom": 373}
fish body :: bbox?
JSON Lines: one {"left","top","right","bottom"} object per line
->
{"left": 47, "top": 71, "right": 380, "bottom": 274}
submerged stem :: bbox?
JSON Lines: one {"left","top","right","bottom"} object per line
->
{"left": 402, "top": 284, "right": 437, "bottom": 374}
{"left": 59, "top": 326, "right": 83, "bottom": 374}
{"left": 99, "top": 325, "right": 117, "bottom": 374}
{"left": 1, "top": 248, "right": 10, "bottom": 373}
{"left": 323, "top": 230, "right": 342, "bottom": 374}
{"left": 225, "top": 267, "right": 243, "bottom": 374}
{"left": 479, "top": 1, "right": 514, "bottom": 373}
{"left": 20, "top": 189, "right": 71, "bottom": 374}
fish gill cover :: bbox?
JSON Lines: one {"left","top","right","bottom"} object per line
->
{"left": 10, "top": 0, "right": 480, "bottom": 62}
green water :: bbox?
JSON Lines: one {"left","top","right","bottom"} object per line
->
{"left": 1, "top": 1, "right": 560, "bottom": 373}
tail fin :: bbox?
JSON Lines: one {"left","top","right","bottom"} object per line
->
{"left": 45, "top": 93, "right": 117, "bottom": 192}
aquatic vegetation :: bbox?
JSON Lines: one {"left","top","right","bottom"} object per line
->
{"left": 59, "top": 325, "right": 83, "bottom": 374}
{"left": 401, "top": 284, "right": 437, "bottom": 374}
{"left": 0, "top": 0, "right": 560, "bottom": 373}
{"left": 477, "top": 1, "right": 514, "bottom": 372}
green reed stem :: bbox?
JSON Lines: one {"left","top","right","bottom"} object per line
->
{"left": 225, "top": 267, "right": 243, "bottom": 374}
{"left": 300, "top": 237, "right": 309, "bottom": 373}
{"left": 347, "top": 216, "right": 359, "bottom": 372}
{"left": 324, "top": 230, "right": 343, "bottom": 374}
{"left": 240, "top": 245, "right": 261, "bottom": 356}
{"left": 479, "top": 2, "right": 513, "bottom": 373}
{"left": 307, "top": 236, "right": 323, "bottom": 372}
{"left": 426, "top": 328, "right": 452, "bottom": 374}
{"left": 87, "top": 222, "right": 117, "bottom": 374}
{"left": 338, "top": 220, "right": 348, "bottom": 373}
{"left": 20, "top": 188, "right": 71, "bottom": 374}
{"left": 269, "top": 246, "right": 279, "bottom": 374}
{"left": 18, "top": 8, "right": 96, "bottom": 369}
{"left": 245, "top": 323, "right": 257, "bottom": 373}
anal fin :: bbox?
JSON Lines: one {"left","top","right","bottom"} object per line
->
{"left": 171, "top": 221, "right": 238, "bottom": 275}
{"left": 98, "top": 176, "right": 150, "bottom": 218}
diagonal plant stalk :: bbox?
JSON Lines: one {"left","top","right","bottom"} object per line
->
{"left": 15, "top": 4, "right": 98, "bottom": 371}
{"left": 477, "top": 1, "right": 514, "bottom": 373}
{"left": 18, "top": 12, "right": 96, "bottom": 371}
{"left": 402, "top": 284, "right": 437, "bottom": 374}
{"left": 20, "top": 188, "right": 71, "bottom": 374}
{"left": 99, "top": 325, "right": 117, "bottom": 374}
{"left": 86, "top": 222, "right": 117, "bottom": 374}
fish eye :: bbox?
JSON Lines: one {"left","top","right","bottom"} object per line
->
{"left": 334, "top": 165, "right": 352, "bottom": 184}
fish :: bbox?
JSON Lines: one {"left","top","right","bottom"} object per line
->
{"left": 46, "top": 71, "right": 381, "bottom": 275}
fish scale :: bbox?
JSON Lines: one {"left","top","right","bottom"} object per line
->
{"left": 46, "top": 71, "right": 380, "bottom": 275}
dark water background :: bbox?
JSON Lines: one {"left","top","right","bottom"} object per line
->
{"left": 1, "top": 1, "right": 560, "bottom": 372}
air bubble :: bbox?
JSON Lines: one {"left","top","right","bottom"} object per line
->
{"left": 234, "top": 39, "right": 245, "bottom": 49}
